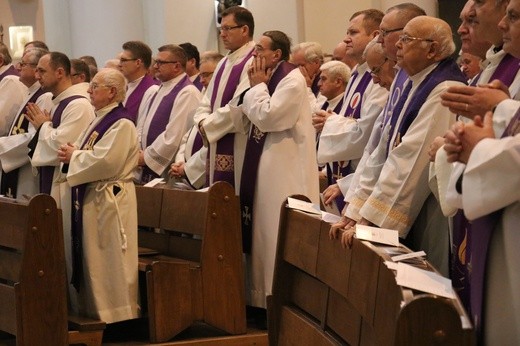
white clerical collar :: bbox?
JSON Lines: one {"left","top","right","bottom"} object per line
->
{"left": 28, "top": 81, "right": 41, "bottom": 95}
{"left": 409, "top": 62, "right": 439, "bottom": 85}
{"left": 161, "top": 72, "right": 188, "bottom": 89}
{"left": 95, "top": 102, "right": 118, "bottom": 118}
{"left": 226, "top": 41, "right": 255, "bottom": 63}
{"left": 128, "top": 75, "right": 145, "bottom": 87}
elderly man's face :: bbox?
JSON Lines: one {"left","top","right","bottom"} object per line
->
{"left": 88, "top": 76, "right": 115, "bottom": 111}
{"left": 396, "top": 22, "right": 435, "bottom": 76}
{"left": 291, "top": 49, "right": 320, "bottom": 80}
{"left": 366, "top": 49, "right": 395, "bottom": 90}
{"left": 199, "top": 61, "right": 217, "bottom": 89}
{"left": 344, "top": 14, "right": 374, "bottom": 62}
{"left": 378, "top": 10, "right": 404, "bottom": 61}
{"left": 472, "top": 0, "right": 508, "bottom": 45}
{"left": 318, "top": 69, "right": 344, "bottom": 100}
{"left": 499, "top": 0, "right": 520, "bottom": 58}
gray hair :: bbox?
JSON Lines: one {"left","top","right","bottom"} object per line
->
{"left": 362, "top": 37, "right": 384, "bottom": 60}
{"left": 95, "top": 68, "right": 127, "bottom": 103}
{"left": 200, "top": 50, "right": 224, "bottom": 64}
{"left": 428, "top": 18, "right": 456, "bottom": 59}
{"left": 291, "top": 42, "right": 324, "bottom": 64}
{"left": 24, "top": 47, "right": 49, "bottom": 65}
{"left": 320, "top": 60, "right": 351, "bottom": 85}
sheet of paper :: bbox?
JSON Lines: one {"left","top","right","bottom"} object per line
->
{"left": 287, "top": 197, "right": 321, "bottom": 215}
{"left": 143, "top": 178, "right": 164, "bottom": 187}
{"left": 384, "top": 261, "right": 398, "bottom": 271}
{"left": 355, "top": 224, "right": 399, "bottom": 246}
{"left": 391, "top": 251, "right": 426, "bottom": 262}
{"left": 321, "top": 211, "right": 341, "bottom": 224}
{"left": 395, "top": 262, "right": 455, "bottom": 299}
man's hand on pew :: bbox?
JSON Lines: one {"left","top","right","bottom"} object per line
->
{"left": 329, "top": 215, "right": 356, "bottom": 239}
{"left": 340, "top": 228, "right": 356, "bottom": 249}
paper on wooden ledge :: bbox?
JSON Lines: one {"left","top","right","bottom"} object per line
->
{"left": 396, "top": 262, "right": 455, "bottom": 299}
{"left": 287, "top": 197, "right": 322, "bottom": 215}
{"left": 355, "top": 224, "right": 399, "bottom": 246}
{"left": 144, "top": 178, "right": 164, "bottom": 187}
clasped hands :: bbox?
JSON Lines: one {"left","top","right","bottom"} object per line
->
{"left": 24, "top": 103, "right": 51, "bottom": 129}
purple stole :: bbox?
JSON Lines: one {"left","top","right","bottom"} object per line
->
{"left": 192, "top": 74, "right": 203, "bottom": 91}
{"left": 311, "top": 71, "right": 321, "bottom": 96}
{"left": 70, "top": 104, "right": 133, "bottom": 291}
{"left": 341, "top": 71, "right": 372, "bottom": 119}
{"left": 39, "top": 95, "right": 86, "bottom": 195}
{"left": 141, "top": 75, "right": 193, "bottom": 183}
{"left": 488, "top": 53, "right": 520, "bottom": 87}
{"left": 324, "top": 70, "right": 372, "bottom": 210}
{"left": 0, "top": 65, "right": 19, "bottom": 81}
{"left": 466, "top": 107, "right": 520, "bottom": 338}
{"left": 0, "top": 88, "right": 46, "bottom": 198}
{"left": 125, "top": 74, "right": 159, "bottom": 123}
{"left": 207, "top": 48, "right": 254, "bottom": 187}
{"left": 451, "top": 54, "right": 520, "bottom": 327}
{"left": 387, "top": 58, "right": 466, "bottom": 156}
{"left": 383, "top": 69, "right": 409, "bottom": 128}
{"left": 239, "top": 61, "right": 297, "bottom": 253}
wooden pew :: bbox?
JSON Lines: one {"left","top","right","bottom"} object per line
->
{"left": 0, "top": 194, "right": 105, "bottom": 346}
{"left": 136, "top": 182, "right": 251, "bottom": 343}
{"left": 269, "top": 195, "right": 475, "bottom": 345}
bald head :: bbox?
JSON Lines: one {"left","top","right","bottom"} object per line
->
{"left": 397, "top": 16, "right": 455, "bottom": 76}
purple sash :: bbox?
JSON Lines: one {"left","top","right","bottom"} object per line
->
{"left": 0, "top": 65, "right": 19, "bottom": 81}
{"left": 311, "top": 71, "right": 321, "bottom": 96}
{"left": 341, "top": 71, "right": 372, "bottom": 119}
{"left": 207, "top": 48, "right": 254, "bottom": 187}
{"left": 70, "top": 104, "right": 133, "bottom": 291}
{"left": 387, "top": 58, "right": 466, "bottom": 156}
{"left": 324, "top": 70, "right": 372, "bottom": 209}
{"left": 0, "top": 87, "right": 46, "bottom": 198}
{"left": 141, "top": 75, "right": 192, "bottom": 183}
{"left": 192, "top": 74, "right": 203, "bottom": 91}
{"left": 39, "top": 95, "right": 86, "bottom": 195}
{"left": 451, "top": 56, "right": 520, "bottom": 327}
{"left": 383, "top": 69, "right": 409, "bottom": 127}
{"left": 125, "top": 74, "right": 158, "bottom": 123}
{"left": 466, "top": 107, "right": 520, "bottom": 337}
{"left": 488, "top": 53, "right": 520, "bottom": 87}
{"left": 239, "top": 61, "right": 297, "bottom": 253}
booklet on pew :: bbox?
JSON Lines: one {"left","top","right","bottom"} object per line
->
{"left": 355, "top": 224, "right": 399, "bottom": 246}
{"left": 395, "top": 262, "right": 456, "bottom": 299}
{"left": 287, "top": 197, "right": 342, "bottom": 224}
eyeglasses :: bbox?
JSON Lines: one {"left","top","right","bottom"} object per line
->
{"left": 18, "top": 61, "right": 37, "bottom": 68}
{"left": 89, "top": 82, "right": 109, "bottom": 90}
{"left": 220, "top": 24, "right": 244, "bottom": 33}
{"left": 153, "top": 60, "right": 179, "bottom": 67}
{"left": 200, "top": 72, "right": 214, "bottom": 78}
{"left": 379, "top": 27, "right": 404, "bottom": 38}
{"left": 119, "top": 57, "right": 138, "bottom": 63}
{"left": 369, "top": 58, "right": 389, "bottom": 76}
{"left": 398, "top": 34, "right": 435, "bottom": 44}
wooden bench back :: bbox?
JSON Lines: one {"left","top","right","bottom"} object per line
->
{"left": 269, "top": 196, "right": 474, "bottom": 345}
{"left": 136, "top": 182, "right": 246, "bottom": 341}
{"left": 0, "top": 195, "right": 68, "bottom": 345}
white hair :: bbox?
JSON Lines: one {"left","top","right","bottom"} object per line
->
{"left": 95, "top": 68, "right": 127, "bottom": 103}
{"left": 320, "top": 60, "right": 351, "bottom": 85}
{"left": 291, "top": 41, "right": 324, "bottom": 63}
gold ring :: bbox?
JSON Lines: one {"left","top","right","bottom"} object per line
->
{"left": 465, "top": 103, "right": 468, "bottom": 111}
